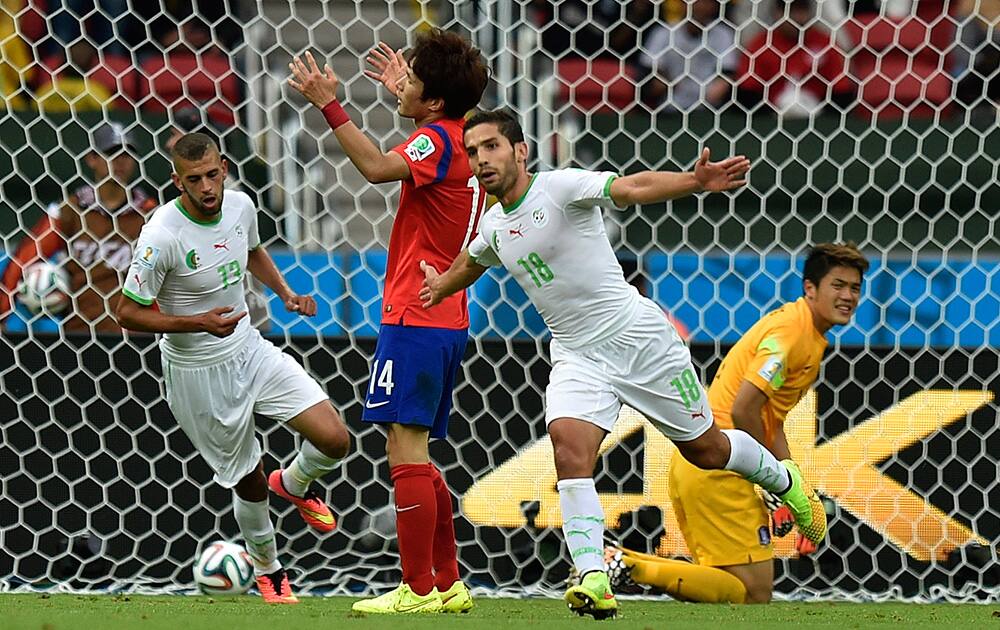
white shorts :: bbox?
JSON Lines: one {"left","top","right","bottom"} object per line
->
{"left": 162, "top": 329, "right": 328, "bottom": 488}
{"left": 545, "top": 298, "right": 714, "bottom": 442}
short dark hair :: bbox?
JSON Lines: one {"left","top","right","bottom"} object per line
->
{"left": 803, "top": 242, "right": 869, "bottom": 290}
{"left": 171, "top": 132, "right": 219, "bottom": 163}
{"left": 465, "top": 108, "right": 525, "bottom": 147}
{"left": 409, "top": 29, "right": 489, "bottom": 119}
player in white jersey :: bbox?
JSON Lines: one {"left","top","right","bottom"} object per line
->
{"left": 419, "top": 110, "right": 827, "bottom": 619}
{"left": 115, "top": 133, "right": 351, "bottom": 604}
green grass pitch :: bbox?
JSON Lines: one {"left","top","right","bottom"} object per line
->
{"left": 0, "top": 594, "right": 995, "bottom": 630}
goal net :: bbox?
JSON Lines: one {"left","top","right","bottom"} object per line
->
{"left": 1, "top": 0, "right": 997, "bottom": 601}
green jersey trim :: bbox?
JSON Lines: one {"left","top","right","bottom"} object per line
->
{"left": 603, "top": 175, "right": 617, "bottom": 198}
{"left": 174, "top": 198, "right": 221, "bottom": 226}
{"left": 502, "top": 173, "right": 538, "bottom": 214}
{"left": 122, "top": 287, "right": 154, "bottom": 305}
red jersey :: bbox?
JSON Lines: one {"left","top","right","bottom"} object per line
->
{"left": 384, "top": 117, "right": 485, "bottom": 329}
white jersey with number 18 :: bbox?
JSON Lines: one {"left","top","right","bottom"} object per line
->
{"left": 468, "top": 168, "right": 641, "bottom": 350}
{"left": 122, "top": 191, "right": 261, "bottom": 364}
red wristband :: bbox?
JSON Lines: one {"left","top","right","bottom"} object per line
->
{"left": 321, "top": 100, "right": 350, "bottom": 130}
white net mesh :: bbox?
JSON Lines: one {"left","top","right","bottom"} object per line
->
{"left": 1, "top": 0, "right": 998, "bottom": 601}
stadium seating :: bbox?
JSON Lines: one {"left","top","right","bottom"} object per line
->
{"left": 555, "top": 58, "right": 637, "bottom": 114}
{"left": 844, "top": 11, "right": 956, "bottom": 120}
{"left": 137, "top": 51, "right": 240, "bottom": 126}
{"left": 34, "top": 52, "right": 140, "bottom": 107}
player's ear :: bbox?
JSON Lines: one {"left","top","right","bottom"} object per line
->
{"left": 803, "top": 278, "right": 817, "bottom": 299}
{"left": 171, "top": 172, "right": 183, "bottom": 192}
{"left": 427, "top": 96, "right": 444, "bottom": 114}
{"left": 220, "top": 158, "right": 229, "bottom": 179}
{"left": 514, "top": 141, "right": 528, "bottom": 164}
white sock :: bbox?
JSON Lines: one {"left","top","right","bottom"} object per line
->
{"left": 557, "top": 478, "right": 606, "bottom": 576}
{"left": 721, "top": 429, "right": 792, "bottom": 494}
{"left": 233, "top": 493, "right": 280, "bottom": 576}
{"left": 281, "top": 440, "right": 341, "bottom": 497}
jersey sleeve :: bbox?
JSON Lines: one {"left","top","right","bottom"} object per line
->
{"left": 743, "top": 328, "right": 796, "bottom": 397}
{"left": 390, "top": 124, "right": 454, "bottom": 188}
{"left": 467, "top": 208, "right": 501, "bottom": 267}
{"left": 551, "top": 168, "right": 623, "bottom": 213}
{"left": 243, "top": 193, "right": 261, "bottom": 249}
{"left": 122, "top": 225, "right": 173, "bottom": 306}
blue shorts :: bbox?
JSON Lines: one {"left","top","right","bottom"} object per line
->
{"left": 361, "top": 324, "right": 468, "bottom": 439}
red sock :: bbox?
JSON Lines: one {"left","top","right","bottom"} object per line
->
{"left": 429, "top": 465, "right": 460, "bottom": 590}
{"left": 390, "top": 463, "right": 436, "bottom": 596}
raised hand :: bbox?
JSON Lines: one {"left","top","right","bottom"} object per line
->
{"left": 288, "top": 51, "right": 339, "bottom": 109}
{"left": 364, "top": 41, "right": 408, "bottom": 97}
{"left": 419, "top": 260, "right": 442, "bottom": 308}
{"left": 285, "top": 294, "right": 317, "bottom": 317}
{"left": 694, "top": 147, "right": 751, "bottom": 193}
{"left": 199, "top": 306, "right": 247, "bottom": 337}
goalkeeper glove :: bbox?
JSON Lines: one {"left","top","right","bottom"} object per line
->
{"left": 760, "top": 488, "right": 795, "bottom": 538}
{"left": 796, "top": 533, "right": 818, "bottom": 555}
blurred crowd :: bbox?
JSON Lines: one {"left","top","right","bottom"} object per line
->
{"left": 0, "top": 0, "right": 242, "bottom": 124}
{"left": 530, "top": 0, "right": 1000, "bottom": 119}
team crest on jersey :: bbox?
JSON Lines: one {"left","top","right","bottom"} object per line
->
{"left": 404, "top": 134, "right": 436, "bottom": 162}
{"left": 491, "top": 230, "right": 502, "bottom": 253}
{"left": 530, "top": 208, "right": 548, "bottom": 228}
{"left": 235, "top": 225, "right": 244, "bottom": 239}
{"left": 758, "top": 525, "right": 771, "bottom": 546}
{"left": 185, "top": 249, "right": 201, "bottom": 270}
{"left": 137, "top": 245, "right": 160, "bottom": 269}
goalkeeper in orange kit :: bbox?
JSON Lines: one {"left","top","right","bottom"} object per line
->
{"left": 608, "top": 243, "right": 868, "bottom": 603}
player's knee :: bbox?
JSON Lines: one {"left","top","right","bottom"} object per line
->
{"left": 320, "top": 414, "right": 351, "bottom": 459}
{"left": 676, "top": 431, "right": 729, "bottom": 470}
{"left": 675, "top": 442, "right": 724, "bottom": 470}
{"left": 385, "top": 423, "right": 430, "bottom": 465}
{"left": 303, "top": 408, "right": 351, "bottom": 459}
{"left": 234, "top": 463, "right": 267, "bottom": 501}
{"left": 552, "top": 442, "right": 591, "bottom": 479}
{"left": 318, "top": 427, "right": 350, "bottom": 460}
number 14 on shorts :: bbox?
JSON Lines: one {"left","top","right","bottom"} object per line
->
{"left": 367, "top": 359, "right": 395, "bottom": 404}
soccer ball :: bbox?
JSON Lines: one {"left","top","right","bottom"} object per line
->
{"left": 566, "top": 546, "right": 641, "bottom": 594}
{"left": 193, "top": 541, "right": 254, "bottom": 595}
{"left": 17, "top": 260, "right": 70, "bottom": 314}
{"left": 603, "top": 547, "right": 640, "bottom": 593}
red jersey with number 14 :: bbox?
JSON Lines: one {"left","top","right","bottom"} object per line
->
{"left": 384, "top": 117, "right": 485, "bottom": 329}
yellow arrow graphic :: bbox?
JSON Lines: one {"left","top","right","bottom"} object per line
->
{"left": 787, "top": 389, "right": 993, "bottom": 561}
{"left": 462, "top": 389, "right": 993, "bottom": 560}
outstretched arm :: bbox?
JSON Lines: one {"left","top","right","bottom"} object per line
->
{"left": 419, "top": 251, "right": 489, "bottom": 308}
{"left": 609, "top": 148, "right": 750, "bottom": 206}
{"left": 246, "top": 246, "right": 317, "bottom": 316}
{"left": 288, "top": 51, "right": 410, "bottom": 184}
